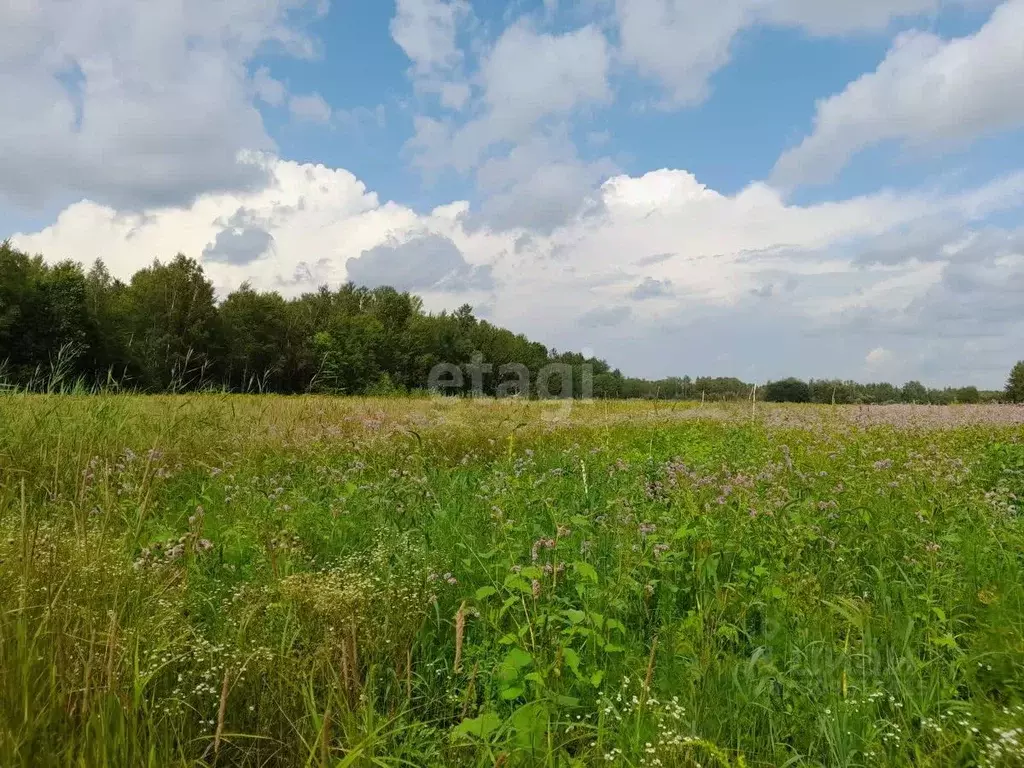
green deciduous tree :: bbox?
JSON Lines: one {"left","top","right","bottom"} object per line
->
{"left": 762, "top": 378, "right": 811, "bottom": 403}
{"left": 219, "top": 284, "right": 291, "bottom": 392}
{"left": 955, "top": 386, "right": 981, "bottom": 404}
{"left": 0, "top": 241, "right": 1010, "bottom": 401}
{"left": 901, "top": 380, "right": 928, "bottom": 403}
{"left": 121, "top": 254, "right": 220, "bottom": 391}
{"left": 1007, "top": 361, "right": 1024, "bottom": 403}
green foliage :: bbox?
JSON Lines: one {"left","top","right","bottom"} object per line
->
{"left": 219, "top": 283, "right": 292, "bottom": 392}
{"left": 1007, "top": 361, "right": 1024, "bottom": 403}
{"left": 0, "top": 243, "right": 1006, "bottom": 401}
{"left": 955, "top": 385, "right": 981, "bottom": 404}
{"left": 1, "top": 396, "right": 1023, "bottom": 765}
{"left": 0, "top": 245, "right": 609, "bottom": 397}
{"left": 0, "top": 242, "right": 94, "bottom": 387}
{"left": 121, "top": 254, "right": 221, "bottom": 390}
{"left": 762, "top": 377, "right": 811, "bottom": 403}
{"left": 902, "top": 380, "right": 929, "bottom": 403}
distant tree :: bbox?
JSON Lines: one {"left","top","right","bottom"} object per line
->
{"left": 955, "top": 386, "right": 981, "bottom": 404}
{"left": 1, "top": 241, "right": 1012, "bottom": 401}
{"left": 901, "top": 380, "right": 928, "bottom": 403}
{"left": 310, "top": 313, "right": 383, "bottom": 394}
{"left": 0, "top": 242, "right": 47, "bottom": 380}
{"left": 592, "top": 371, "right": 623, "bottom": 398}
{"left": 762, "top": 378, "right": 811, "bottom": 403}
{"left": 219, "top": 284, "right": 291, "bottom": 392}
{"left": 694, "top": 376, "right": 750, "bottom": 401}
{"left": 84, "top": 260, "right": 131, "bottom": 384}
{"left": 36, "top": 261, "right": 94, "bottom": 386}
{"left": 121, "top": 254, "right": 221, "bottom": 390}
{"left": 809, "top": 379, "right": 855, "bottom": 404}
{"left": 0, "top": 245, "right": 98, "bottom": 387}
{"left": 861, "top": 382, "right": 899, "bottom": 403}
{"left": 1007, "top": 361, "right": 1024, "bottom": 403}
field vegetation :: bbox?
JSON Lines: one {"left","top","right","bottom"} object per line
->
{"left": 1, "top": 395, "right": 1024, "bottom": 766}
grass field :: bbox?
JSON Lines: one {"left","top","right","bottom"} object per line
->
{"left": 1, "top": 395, "right": 1024, "bottom": 766}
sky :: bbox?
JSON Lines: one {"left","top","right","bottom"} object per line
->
{"left": 3, "top": 0, "right": 1024, "bottom": 388}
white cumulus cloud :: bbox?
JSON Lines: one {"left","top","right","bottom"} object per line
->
{"left": 772, "top": 0, "right": 1024, "bottom": 188}
{"left": 13, "top": 156, "right": 1024, "bottom": 385}
{"left": 614, "top": 0, "right": 1004, "bottom": 108}
{"left": 390, "top": 0, "right": 472, "bottom": 107}
{"left": 289, "top": 92, "right": 334, "bottom": 124}
{"left": 0, "top": 0, "right": 328, "bottom": 210}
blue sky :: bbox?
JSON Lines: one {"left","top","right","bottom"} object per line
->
{"left": 3, "top": 0, "right": 1024, "bottom": 386}
{"left": 254, "top": 0, "right": 1016, "bottom": 205}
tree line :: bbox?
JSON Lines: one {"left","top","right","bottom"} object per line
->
{"left": 0, "top": 243, "right": 603, "bottom": 396}
{"left": 757, "top": 377, "right": 1010, "bottom": 405}
{"left": 1, "top": 242, "right": 1020, "bottom": 402}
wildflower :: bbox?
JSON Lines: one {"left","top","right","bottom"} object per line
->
{"left": 531, "top": 538, "right": 555, "bottom": 561}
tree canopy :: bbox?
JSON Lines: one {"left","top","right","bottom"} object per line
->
{"left": 1007, "top": 361, "right": 1024, "bottom": 403}
{"left": 763, "top": 378, "right": 812, "bottom": 403}
{"left": 0, "top": 242, "right": 1011, "bottom": 402}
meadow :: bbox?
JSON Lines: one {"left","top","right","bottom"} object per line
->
{"left": 1, "top": 395, "right": 1023, "bottom": 767}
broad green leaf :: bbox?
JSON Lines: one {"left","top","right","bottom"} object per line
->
{"left": 573, "top": 561, "right": 598, "bottom": 584}
{"left": 524, "top": 671, "right": 546, "bottom": 687}
{"left": 452, "top": 712, "right": 502, "bottom": 740}
{"left": 930, "top": 633, "right": 958, "bottom": 650}
{"left": 500, "top": 685, "right": 525, "bottom": 700}
{"left": 504, "top": 647, "right": 533, "bottom": 669}
{"left": 503, "top": 575, "right": 533, "bottom": 594}
{"left": 563, "top": 646, "right": 581, "bottom": 677}
{"left": 510, "top": 702, "right": 549, "bottom": 750}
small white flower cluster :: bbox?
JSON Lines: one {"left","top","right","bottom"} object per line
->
{"left": 979, "top": 704, "right": 1024, "bottom": 766}
{"left": 594, "top": 676, "right": 706, "bottom": 766}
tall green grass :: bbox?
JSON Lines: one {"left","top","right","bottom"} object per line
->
{"left": 0, "top": 394, "right": 1022, "bottom": 766}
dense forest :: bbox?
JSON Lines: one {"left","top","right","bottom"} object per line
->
{"left": 0, "top": 242, "right": 1016, "bottom": 402}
